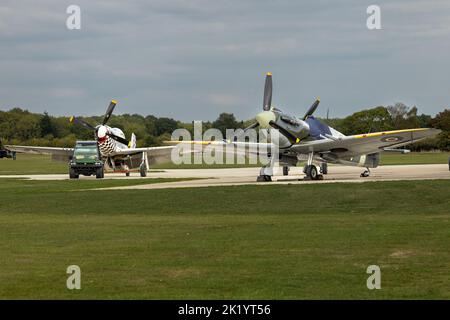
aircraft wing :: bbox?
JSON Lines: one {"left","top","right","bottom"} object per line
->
{"left": 290, "top": 128, "right": 441, "bottom": 157}
{"left": 5, "top": 145, "right": 74, "bottom": 162}
{"left": 110, "top": 146, "right": 176, "bottom": 165}
{"left": 164, "top": 140, "right": 275, "bottom": 157}
{"left": 5, "top": 145, "right": 74, "bottom": 155}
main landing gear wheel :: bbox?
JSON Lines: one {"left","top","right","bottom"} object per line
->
{"left": 320, "top": 163, "right": 328, "bottom": 175}
{"left": 283, "top": 166, "right": 289, "bottom": 176}
{"left": 304, "top": 165, "right": 323, "bottom": 180}
{"left": 257, "top": 175, "right": 272, "bottom": 182}
{"left": 125, "top": 172, "right": 130, "bottom": 177}
{"left": 139, "top": 164, "right": 147, "bottom": 177}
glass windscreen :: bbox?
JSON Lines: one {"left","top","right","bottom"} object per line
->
{"left": 74, "top": 145, "right": 99, "bottom": 160}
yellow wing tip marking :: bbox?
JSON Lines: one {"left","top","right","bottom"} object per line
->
{"left": 317, "top": 97, "right": 320, "bottom": 101}
{"left": 69, "top": 116, "right": 74, "bottom": 123}
{"left": 111, "top": 100, "right": 118, "bottom": 104}
{"left": 354, "top": 128, "right": 429, "bottom": 139}
{"left": 266, "top": 72, "right": 272, "bottom": 76}
{"left": 163, "top": 140, "right": 214, "bottom": 145}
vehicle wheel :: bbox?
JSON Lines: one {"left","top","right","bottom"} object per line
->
{"left": 283, "top": 166, "right": 289, "bottom": 176}
{"left": 140, "top": 164, "right": 147, "bottom": 177}
{"left": 96, "top": 168, "right": 104, "bottom": 179}
{"left": 125, "top": 172, "right": 130, "bottom": 177}
{"left": 69, "top": 168, "right": 79, "bottom": 179}
{"left": 320, "top": 163, "right": 328, "bottom": 175}
{"left": 12, "top": 152, "right": 16, "bottom": 160}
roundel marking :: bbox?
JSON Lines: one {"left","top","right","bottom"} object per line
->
{"left": 381, "top": 136, "right": 403, "bottom": 142}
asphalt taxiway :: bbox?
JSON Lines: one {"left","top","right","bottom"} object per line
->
{"left": 1, "top": 164, "right": 449, "bottom": 190}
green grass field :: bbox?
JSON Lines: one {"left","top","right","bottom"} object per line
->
{"left": 1, "top": 152, "right": 449, "bottom": 175}
{"left": 380, "top": 152, "right": 450, "bottom": 165}
{"left": 0, "top": 178, "right": 449, "bottom": 299}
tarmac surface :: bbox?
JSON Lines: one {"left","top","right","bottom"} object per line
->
{"left": 1, "top": 164, "right": 449, "bottom": 190}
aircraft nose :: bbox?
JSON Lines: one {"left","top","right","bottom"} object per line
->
{"left": 97, "top": 126, "right": 107, "bottom": 138}
{"left": 255, "top": 111, "right": 276, "bottom": 129}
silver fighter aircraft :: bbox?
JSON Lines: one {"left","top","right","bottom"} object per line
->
{"left": 171, "top": 73, "right": 441, "bottom": 181}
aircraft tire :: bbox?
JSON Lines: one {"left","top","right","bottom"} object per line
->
{"left": 320, "top": 163, "right": 328, "bottom": 175}
{"left": 140, "top": 164, "right": 147, "bottom": 177}
{"left": 257, "top": 175, "right": 272, "bottom": 182}
{"left": 283, "top": 166, "right": 289, "bottom": 176}
{"left": 306, "top": 165, "right": 319, "bottom": 180}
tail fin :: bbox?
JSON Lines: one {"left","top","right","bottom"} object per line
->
{"left": 129, "top": 133, "right": 137, "bottom": 148}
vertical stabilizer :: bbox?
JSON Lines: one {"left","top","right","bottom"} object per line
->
{"left": 130, "top": 133, "right": 137, "bottom": 148}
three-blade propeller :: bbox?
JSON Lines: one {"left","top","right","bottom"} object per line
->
{"left": 234, "top": 72, "right": 320, "bottom": 143}
{"left": 69, "top": 100, "right": 129, "bottom": 146}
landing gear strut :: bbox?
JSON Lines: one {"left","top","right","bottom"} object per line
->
{"left": 360, "top": 168, "right": 370, "bottom": 177}
{"left": 140, "top": 151, "right": 149, "bottom": 177}
{"left": 257, "top": 154, "right": 276, "bottom": 182}
{"left": 303, "top": 152, "right": 323, "bottom": 180}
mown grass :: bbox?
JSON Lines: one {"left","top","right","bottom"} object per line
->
{"left": 380, "top": 152, "right": 450, "bottom": 165}
{"left": 0, "top": 179, "right": 449, "bottom": 299}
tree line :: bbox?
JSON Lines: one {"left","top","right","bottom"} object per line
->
{"left": 1, "top": 102, "right": 449, "bottom": 151}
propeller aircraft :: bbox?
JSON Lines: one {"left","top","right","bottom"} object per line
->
{"left": 170, "top": 73, "right": 441, "bottom": 181}
{"left": 6, "top": 100, "right": 174, "bottom": 177}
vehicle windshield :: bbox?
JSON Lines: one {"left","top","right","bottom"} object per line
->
{"left": 74, "top": 145, "right": 99, "bottom": 160}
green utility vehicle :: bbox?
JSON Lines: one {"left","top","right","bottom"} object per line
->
{"left": 69, "top": 141, "right": 104, "bottom": 179}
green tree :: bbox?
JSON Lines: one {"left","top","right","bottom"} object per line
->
{"left": 431, "top": 109, "right": 450, "bottom": 151}
{"left": 338, "top": 106, "right": 393, "bottom": 135}
{"left": 40, "top": 112, "right": 56, "bottom": 137}
{"left": 212, "top": 113, "right": 242, "bottom": 136}
{"left": 154, "top": 117, "right": 178, "bottom": 136}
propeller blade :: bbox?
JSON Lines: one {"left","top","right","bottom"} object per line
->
{"left": 107, "top": 132, "right": 129, "bottom": 146}
{"left": 233, "top": 122, "right": 259, "bottom": 141}
{"left": 269, "top": 120, "right": 298, "bottom": 144}
{"left": 263, "top": 72, "right": 272, "bottom": 111}
{"left": 69, "top": 116, "right": 96, "bottom": 130}
{"left": 303, "top": 98, "right": 320, "bottom": 120}
{"left": 103, "top": 100, "right": 117, "bottom": 125}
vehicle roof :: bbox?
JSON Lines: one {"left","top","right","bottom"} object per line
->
{"left": 75, "top": 141, "right": 98, "bottom": 146}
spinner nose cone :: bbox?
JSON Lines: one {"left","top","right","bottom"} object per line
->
{"left": 97, "top": 126, "right": 107, "bottom": 140}
{"left": 255, "top": 111, "right": 276, "bottom": 129}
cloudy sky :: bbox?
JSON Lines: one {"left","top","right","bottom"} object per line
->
{"left": 0, "top": 0, "right": 449, "bottom": 121}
